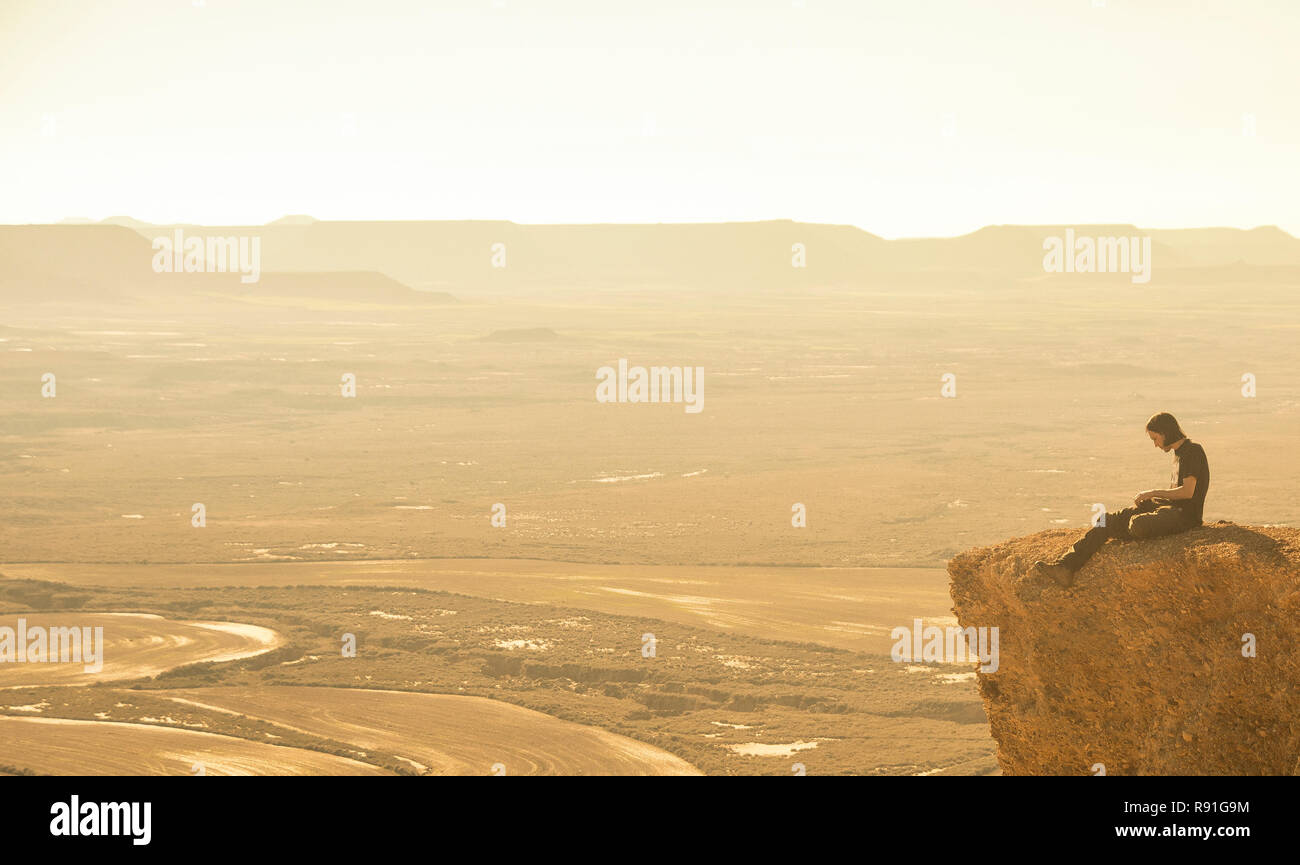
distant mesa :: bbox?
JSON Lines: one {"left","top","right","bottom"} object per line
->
{"left": 100, "top": 215, "right": 152, "bottom": 229}
{"left": 0, "top": 223, "right": 456, "bottom": 305}
{"left": 479, "top": 327, "right": 561, "bottom": 342}
{"left": 6, "top": 220, "right": 1299, "bottom": 304}
{"left": 247, "top": 271, "right": 456, "bottom": 304}
{"left": 55, "top": 216, "right": 150, "bottom": 228}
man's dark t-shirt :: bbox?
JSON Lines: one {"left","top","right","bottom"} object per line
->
{"left": 1171, "top": 439, "right": 1210, "bottom": 525}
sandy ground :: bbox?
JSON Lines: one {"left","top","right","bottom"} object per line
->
{"left": 0, "top": 612, "right": 283, "bottom": 688}
{"left": 0, "top": 716, "right": 389, "bottom": 775}
{"left": 161, "top": 686, "right": 703, "bottom": 776}
{"left": 8, "top": 276, "right": 1289, "bottom": 775}
{"left": 6, "top": 561, "right": 951, "bottom": 656}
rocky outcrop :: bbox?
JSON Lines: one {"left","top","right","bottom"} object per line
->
{"left": 949, "top": 522, "right": 1300, "bottom": 775}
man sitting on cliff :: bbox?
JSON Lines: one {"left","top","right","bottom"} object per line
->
{"left": 1035, "top": 412, "right": 1210, "bottom": 587}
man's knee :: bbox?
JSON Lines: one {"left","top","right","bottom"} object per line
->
{"left": 1099, "top": 507, "right": 1132, "bottom": 528}
{"left": 1128, "top": 506, "right": 1185, "bottom": 539}
{"left": 1100, "top": 507, "right": 1138, "bottom": 538}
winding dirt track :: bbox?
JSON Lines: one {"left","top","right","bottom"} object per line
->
{"left": 1, "top": 611, "right": 700, "bottom": 775}
{"left": 162, "top": 686, "right": 704, "bottom": 776}
{"left": 0, "top": 717, "right": 390, "bottom": 775}
{"left": 0, "top": 612, "right": 282, "bottom": 688}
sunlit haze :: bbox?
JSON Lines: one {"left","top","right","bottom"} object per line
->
{"left": 2, "top": 0, "right": 1297, "bottom": 235}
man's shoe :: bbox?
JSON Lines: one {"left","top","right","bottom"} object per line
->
{"left": 1034, "top": 560, "right": 1075, "bottom": 587}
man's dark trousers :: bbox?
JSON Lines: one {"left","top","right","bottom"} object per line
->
{"left": 1059, "top": 499, "right": 1193, "bottom": 571}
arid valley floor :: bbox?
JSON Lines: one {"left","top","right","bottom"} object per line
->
{"left": 2, "top": 220, "right": 1297, "bottom": 774}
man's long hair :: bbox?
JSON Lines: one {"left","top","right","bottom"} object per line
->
{"left": 1146, "top": 412, "right": 1186, "bottom": 443}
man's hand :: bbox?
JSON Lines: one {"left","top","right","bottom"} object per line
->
{"left": 1135, "top": 478, "right": 1195, "bottom": 507}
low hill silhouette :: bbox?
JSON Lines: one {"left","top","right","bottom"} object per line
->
{"left": 5, "top": 220, "right": 1297, "bottom": 302}
{"left": 479, "top": 327, "right": 560, "bottom": 342}
{"left": 0, "top": 225, "right": 445, "bottom": 305}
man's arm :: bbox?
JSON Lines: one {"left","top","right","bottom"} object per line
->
{"left": 1135, "top": 476, "right": 1197, "bottom": 505}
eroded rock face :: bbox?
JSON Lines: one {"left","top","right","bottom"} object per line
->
{"left": 949, "top": 522, "right": 1300, "bottom": 775}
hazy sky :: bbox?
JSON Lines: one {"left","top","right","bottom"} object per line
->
{"left": 1, "top": 0, "right": 1296, "bottom": 236}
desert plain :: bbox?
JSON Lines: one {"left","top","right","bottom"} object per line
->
{"left": 2, "top": 219, "right": 1296, "bottom": 774}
